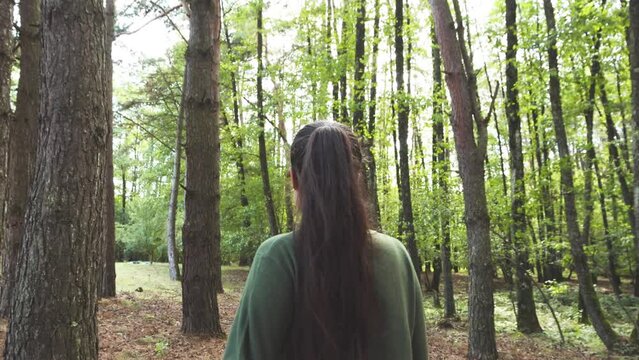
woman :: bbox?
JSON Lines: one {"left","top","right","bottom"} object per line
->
{"left": 223, "top": 121, "right": 427, "bottom": 360}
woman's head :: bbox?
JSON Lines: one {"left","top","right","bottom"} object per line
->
{"left": 289, "top": 121, "right": 375, "bottom": 360}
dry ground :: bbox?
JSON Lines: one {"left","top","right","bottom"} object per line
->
{"left": 0, "top": 267, "right": 630, "bottom": 359}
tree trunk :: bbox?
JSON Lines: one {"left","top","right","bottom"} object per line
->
{"left": 366, "top": 0, "right": 381, "bottom": 227}
{"left": 395, "top": 0, "right": 421, "bottom": 280}
{"left": 166, "top": 67, "right": 186, "bottom": 282}
{"left": 431, "top": 22, "right": 456, "bottom": 319}
{"left": 180, "top": 0, "right": 223, "bottom": 336}
{"left": 100, "top": 0, "right": 117, "bottom": 298}
{"left": 0, "top": 0, "right": 12, "bottom": 288}
{"left": 494, "top": 108, "right": 514, "bottom": 288}
{"left": 257, "top": 2, "right": 279, "bottom": 237}
{"left": 506, "top": 0, "right": 542, "bottom": 334}
{"left": 339, "top": 11, "right": 348, "bottom": 124}
{"left": 1, "top": 0, "right": 40, "bottom": 315}
{"left": 431, "top": 0, "right": 497, "bottom": 358}
{"left": 629, "top": 0, "right": 639, "bottom": 301}
{"left": 542, "top": 0, "right": 619, "bottom": 350}
{"left": 3, "top": 0, "right": 107, "bottom": 356}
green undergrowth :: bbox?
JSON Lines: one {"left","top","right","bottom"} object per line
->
{"left": 115, "top": 262, "right": 249, "bottom": 298}
{"left": 423, "top": 281, "right": 639, "bottom": 356}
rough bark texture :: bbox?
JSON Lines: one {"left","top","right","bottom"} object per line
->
{"left": 505, "top": 0, "right": 542, "bottom": 334}
{"left": 0, "top": 0, "right": 14, "bottom": 314}
{"left": 543, "top": 0, "right": 620, "bottom": 350}
{"left": 181, "top": 0, "right": 224, "bottom": 336}
{"left": 395, "top": 0, "right": 421, "bottom": 280}
{"left": 431, "top": 23, "right": 456, "bottom": 318}
{"left": 3, "top": 0, "right": 107, "bottom": 357}
{"left": 100, "top": 0, "right": 117, "bottom": 298}
{"left": 257, "top": 2, "right": 279, "bottom": 237}
{"left": 0, "top": 0, "right": 12, "bottom": 281}
{"left": 167, "top": 67, "right": 186, "bottom": 282}
{"left": 2, "top": 0, "right": 40, "bottom": 313}
{"left": 629, "top": 0, "right": 639, "bottom": 300}
{"left": 431, "top": 0, "right": 497, "bottom": 358}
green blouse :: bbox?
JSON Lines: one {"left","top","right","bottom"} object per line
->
{"left": 223, "top": 231, "right": 428, "bottom": 360}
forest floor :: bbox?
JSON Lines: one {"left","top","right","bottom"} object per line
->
{"left": 0, "top": 263, "right": 637, "bottom": 359}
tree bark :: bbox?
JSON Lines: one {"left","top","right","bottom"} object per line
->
{"left": 3, "top": 0, "right": 107, "bottom": 356}
{"left": 542, "top": 0, "right": 619, "bottom": 350}
{"left": 395, "top": 0, "right": 421, "bottom": 280}
{"left": 506, "top": 0, "right": 542, "bottom": 334}
{"left": 257, "top": 1, "right": 279, "bottom": 237}
{"left": 431, "top": 0, "right": 497, "bottom": 357}
{"left": 0, "top": 0, "right": 12, "bottom": 285}
{"left": 431, "top": 23, "right": 456, "bottom": 318}
{"left": 166, "top": 66, "right": 186, "bottom": 282}
{"left": 629, "top": 0, "right": 639, "bottom": 301}
{"left": 1, "top": 0, "right": 40, "bottom": 315}
{"left": 181, "top": 0, "right": 224, "bottom": 336}
{"left": 100, "top": 0, "right": 117, "bottom": 298}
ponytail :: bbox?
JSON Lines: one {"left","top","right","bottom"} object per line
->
{"left": 290, "top": 121, "right": 374, "bottom": 360}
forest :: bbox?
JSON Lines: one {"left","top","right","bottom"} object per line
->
{"left": 0, "top": 0, "right": 639, "bottom": 358}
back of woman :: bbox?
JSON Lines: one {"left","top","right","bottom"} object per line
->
{"left": 223, "top": 122, "right": 427, "bottom": 360}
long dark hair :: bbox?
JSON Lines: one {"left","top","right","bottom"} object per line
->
{"left": 289, "top": 121, "right": 375, "bottom": 360}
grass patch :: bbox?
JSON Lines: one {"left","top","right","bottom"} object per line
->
{"left": 115, "top": 262, "right": 249, "bottom": 297}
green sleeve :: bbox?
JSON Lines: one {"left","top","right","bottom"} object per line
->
{"left": 412, "top": 272, "right": 428, "bottom": 360}
{"left": 223, "top": 244, "right": 294, "bottom": 360}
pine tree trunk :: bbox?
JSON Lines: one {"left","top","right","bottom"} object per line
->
{"left": 166, "top": 67, "right": 186, "bottom": 282}
{"left": 506, "top": 0, "right": 542, "bottom": 334}
{"left": 181, "top": 0, "right": 223, "bottom": 336}
{"left": 431, "top": 22, "right": 456, "bottom": 319}
{"left": 1, "top": 0, "right": 40, "bottom": 315}
{"left": 543, "top": 0, "right": 619, "bottom": 350}
{"left": 431, "top": 0, "right": 497, "bottom": 357}
{"left": 3, "top": 0, "right": 107, "bottom": 356}
{"left": 0, "top": 0, "right": 11, "bottom": 287}
{"left": 100, "top": 0, "right": 117, "bottom": 297}
{"left": 628, "top": 0, "right": 639, "bottom": 301}
{"left": 395, "top": 0, "right": 421, "bottom": 280}
{"left": 257, "top": 2, "right": 279, "bottom": 237}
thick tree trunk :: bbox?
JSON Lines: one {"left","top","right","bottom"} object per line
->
{"left": 0, "top": 0, "right": 12, "bottom": 284}
{"left": 543, "top": 0, "right": 619, "bottom": 350}
{"left": 431, "top": 23, "right": 456, "bottom": 318}
{"left": 506, "top": 0, "right": 542, "bottom": 334}
{"left": 257, "top": 2, "right": 279, "bottom": 237}
{"left": 100, "top": 0, "right": 117, "bottom": 298}
{"left": 1, "top": 0, "right": 40, "bottom": 315}
{"left": 3, "top": 0, "right": 107, "bottom": 357}
{"left": 181, "top": 0, "right": 223, "bottom": 336}
{"left": 166, "top": 67, "right": 186, "bottom": 282}
{"left": 366, "top": 0, "right": 382, "bottom": 227}
{"left": 395, "top": 0, "right": 421, "bottom": 280}
{"left": 629, "top": 0, "right": 639, "bottom": 301}
{"left": 431, "top": 0, "right": 497, "bottom": 358}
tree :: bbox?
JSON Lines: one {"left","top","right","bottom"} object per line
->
{"left": 430, "top": 0, "right": 497, "bottom": 357}
{"left": 366, "top": 0, "right": 381, "bottom": 226}
{"left": 505, "top": 0, "right": 542, "bottom": 334}
{"left": 3, "top": 0, "right": 107, "bottom": 356}
{"left": 395, "top": 0, "right": 421, "bottom": 280}
{"left": 1, "top": 0, "right": 40, "bottom": 314}
{"left": 0, "top": 0, "right": 12, "bottom": 305}
{"left": 630, "top": 0, "right": 639, "bottom": 301}
{"left": 257, "top": 0, "right": 279, "bottom": 237}
{"left": 166, "top": 66, "right": 185, "bottom": 281}
{"left": 180, "top": 0, "right": 224, "bottom": 336}
{"left": 431, "top": 23, "right": 455, "bottom": 319}
{"left": 100, "top": 0, "right": 117, "bottom": 298}
{"left": 0, "top": 0, "right": 11, "bottom": 277}
{"left": 542, "top": 0, "right": 619, "bottom": 350}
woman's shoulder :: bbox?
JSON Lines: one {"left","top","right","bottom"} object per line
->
{"left": 369, "top": 231, "right": 408, "bottom": 253}
{"left": 255, "top": 232, "right": 295, "bottom": 261}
